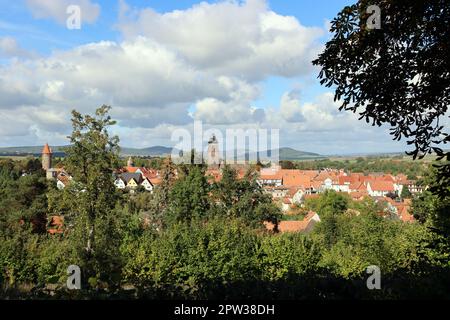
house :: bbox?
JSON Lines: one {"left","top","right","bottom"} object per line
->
{"left": 127, "top": 177, "right": 140, "bottom": 189}
{"left": 398, "top": 205, "right": 415, "bottom": 222}
{"left": 265, "top": 186, "right": 289, "bottom": 199}
{"left": 289, "top": 187, "right": 305, "bottom": 204}
{"left": 349, "top": 181, "right": 366, "bottom": 192}
{"left": 280, "top": 169, "right": 312, "bottom": 188}
{"left": 258, "top": 171, "right": 283, "bottom": 186}
{"left": 367, "top": 181, "right": 396, "bottom": 197}
{"left": 115, "top": 172, "right": 144, "bottom": 190}
{"left": 141, "top": 177, "right": 154, "bottom": 192}
{"left": 114, "top": 177, "right": 127, "bottom": 189}
{"left": 264, "top": 211, "right": 321, "bottom": 233}
{"left": 57, "top": 176, "right": 69, "bottom": 190}
{"left": 281, "top": 197, "right": 292, "bottom": 212}
{"left": 404, "top": 180, "right": 424, "bottom": 194}
{"left": 321, "top": 177, "right": 349, "bottom": 192}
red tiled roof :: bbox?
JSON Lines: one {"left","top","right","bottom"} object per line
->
{"left": 304, "top": 210, "right": 317, "bottom": 221}
{"left": 280, "top": 170, "right": 312, "bottom": 187}
{"left": 350, "top": 190, "right": 368, "bottom": 200}
{"left": 150, "top": 177, "right": 162, "bottom": 185}
{"left": 287, "top": 187, "right": 302, "bottom": 197}
{"left": 310, "top": 180, "right": 322, "bottom": 190}
{"left": 338, "top": 176, "right": 353, "bottom": 185}
{"left": 298, "top": 170, "right": 319, "bottom": 178}
{"left": 264, "top": 220, "right": 308, "bottom": 232}
{"left": 125, "top": 167, "right": 139, "bottom": 173}
{"left": 57, "top": 175, "right": 71, "bottom": 186}
{"left": 259, "top": 172, "right": 283, "bottom": 180}
{"left": 264, "top": 211, "right": 318, "bottom": 233}
{"left": 398, "top": 205, "right": 415, "bottom": 222}
{"left": 349, "top": 182, "right": 366, "bottom": 191}
{"left": 368, "top": 181, "right": 395, "bottom": 192}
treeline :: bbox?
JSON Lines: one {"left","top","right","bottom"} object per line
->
{"left": 281, "top": 157, "right": 427, "bottom": 179}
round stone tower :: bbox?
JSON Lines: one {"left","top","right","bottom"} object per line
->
{"left": 42, "top": 143, "right": 52, "bottom": 171}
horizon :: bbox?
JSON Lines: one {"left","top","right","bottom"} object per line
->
{"left": 0, "top": 142, "right": 410, "bottom": 157}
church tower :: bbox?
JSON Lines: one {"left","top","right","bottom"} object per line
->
{"left": 206, "top": 135, "right": 220, "bottom": 168}
{"left": 127, "top": 156, "right": 134, "bottom": 167}
{"left": 42, "top": 143, "right": 52, "bottom": 171}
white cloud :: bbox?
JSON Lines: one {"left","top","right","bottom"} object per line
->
{"left": 279, "top": 90, "right": 304, "bottom": 122}
{"left": 25, "top": 0, "right": 100, "bottom": 25}
{"left": 118, "top": 0, "right": 323, "bottom": 81}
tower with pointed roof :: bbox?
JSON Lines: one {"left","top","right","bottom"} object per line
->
{"left": 42, "top": 143, "right": 52, "bottom": 171}
{"left": 206, "top": 134, "right": 220, "bottom": 168}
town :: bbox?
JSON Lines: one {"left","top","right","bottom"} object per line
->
{"left": 41, "top": 136, "right": 420, "bottom": 236}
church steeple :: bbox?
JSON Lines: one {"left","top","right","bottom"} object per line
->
{"left": 207, "top": 134, "right": 220, "bottom": 168}
{"left": 127, "top": 156, "right": 134, "bottom": 167}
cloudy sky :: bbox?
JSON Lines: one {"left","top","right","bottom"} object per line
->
{"left": 0, "top": 0, "right": 412, "bottom": 155}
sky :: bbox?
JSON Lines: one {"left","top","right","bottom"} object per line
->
{"left": 0, "top": 0, "right": 413, "bottom": 155}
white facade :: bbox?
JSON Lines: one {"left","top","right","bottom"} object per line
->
{"left": 292, "top": 189, "right": 305, "bottom": 204}
{"left": 56, "top": 180, "right": 66, "bottom": 190}
{"left": 367, "top": 183, "right": 389, "bottom": 197}
{"left": 114, "top": 178, "right": 126, "bottom": 189}
{"left": 141, "top": 178, "right": 154, "bottom": 192}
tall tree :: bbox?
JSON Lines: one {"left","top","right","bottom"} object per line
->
{"left": 167, "top": 165, "right": 210, "bottom": 224}
{"left": 63, "top": 105, "right": 122, "bottom": 285}
{"left": 313, "top": 0, "right": 450, "bottom": 195}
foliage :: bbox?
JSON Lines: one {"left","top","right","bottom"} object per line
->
{"left": 412, "top": 166, "right": 450, "bottom": 237}
{"left": 58, "top": 105, "right": 123, "bottom": 287}
{"left": 166, "top": 165, "right": 211, "bottom": 224}
{"left": 313, "top": 0, "right": 449, "bottom": 197}
{"left": 122, "top": 218, "right": 260, "bottom": 298}
{"left": 401, "top": 185, "right": 412, "bottom": 199}
{"left": 211, "top": 166, "right": 281, "bottom": 227}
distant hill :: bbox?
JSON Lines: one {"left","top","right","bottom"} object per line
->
{"left": 243, "top": 147, "right": 322, "bottom": 161}
{"left": 0, "top": 145, "right": 176, "bottom": 157}
{"left": 120, "top": 146, "right": 175, "bottom": 156}
{"left": 279, "top": 147, "right": 322, "bottom": 160}
{"left": 0, "top": 145, "right": 322, "bottom": 160}
{"left": 0, "top": 145, "right": 68, "bottom": 157}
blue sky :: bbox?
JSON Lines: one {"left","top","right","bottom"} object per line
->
{"left": 0, "top": 0, "right": 410, "bottom": 155}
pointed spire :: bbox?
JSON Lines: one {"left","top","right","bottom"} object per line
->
{"left": 42, "top": 143, "right": 52, "bottom": 155}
